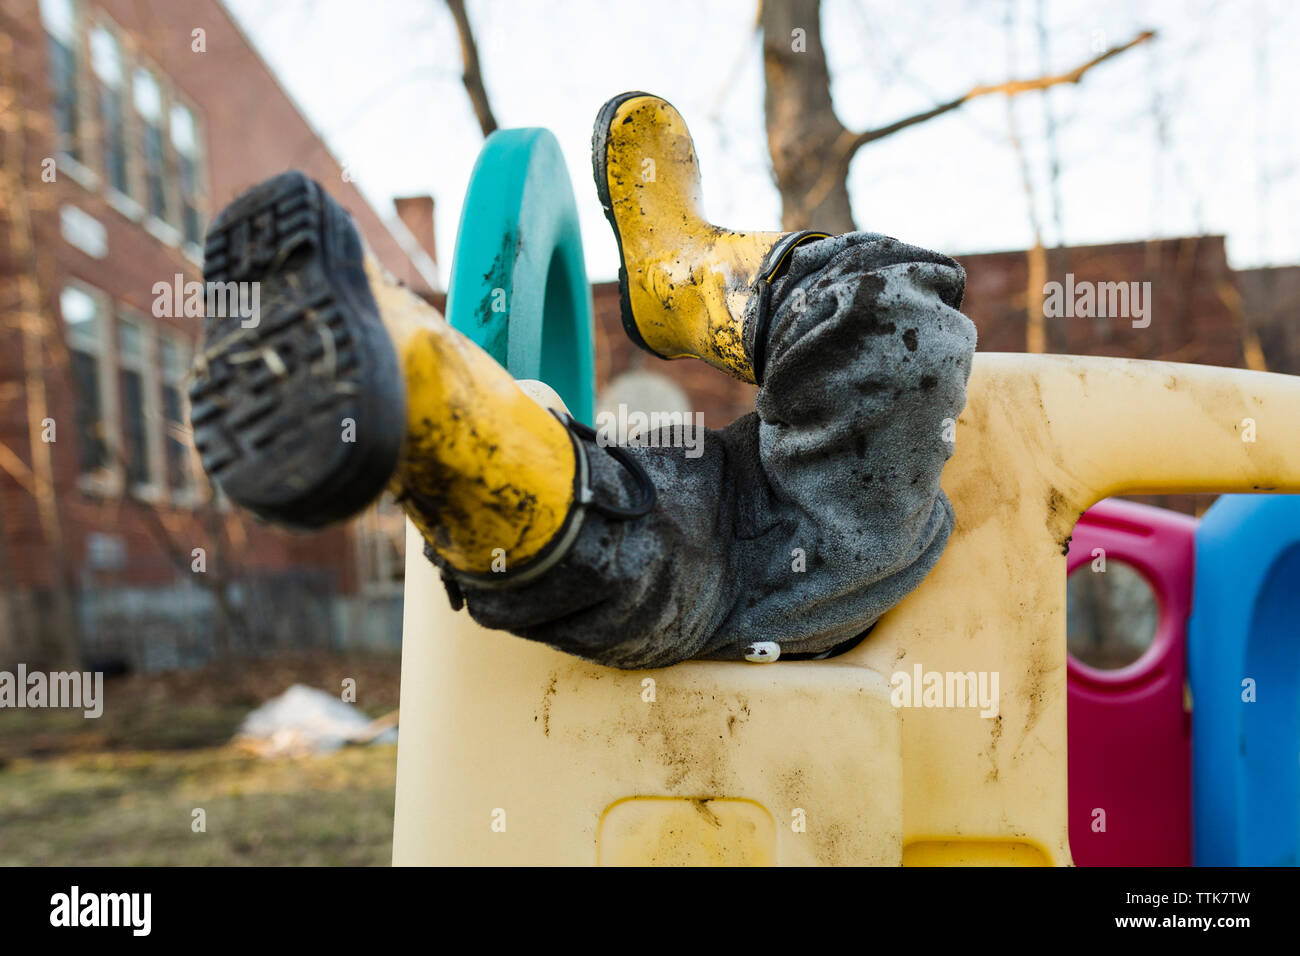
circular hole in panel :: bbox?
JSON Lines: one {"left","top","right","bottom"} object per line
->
{"left": 1067, "top": 558, "right": 1159, "bottom": 670}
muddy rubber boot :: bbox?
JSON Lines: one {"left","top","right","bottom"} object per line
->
{"left": 592, "top": 91, "right": 829, "bottom": 384}
{"left": 191, "top": 171, "right": 590, "bottom": 583}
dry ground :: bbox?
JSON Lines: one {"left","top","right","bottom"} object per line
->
{"left": 0, "top": 652, "right": 402, "bottom": 866}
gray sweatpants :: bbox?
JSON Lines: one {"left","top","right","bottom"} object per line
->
{"left": 442, "top": 233, "right": 977, "bottom": 669}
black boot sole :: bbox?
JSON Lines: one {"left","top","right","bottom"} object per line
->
{"left": 190, "top": 171, "right": 406, "bottom": 530}
{"left": 591, "top": 90, "right": 662, "bottom": 360}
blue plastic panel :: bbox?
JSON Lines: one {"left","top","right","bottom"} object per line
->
{"left": 1189, "top": 494, "right": 1300, "bottom": 866}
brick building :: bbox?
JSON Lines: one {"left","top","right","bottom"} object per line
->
{"left": 0, "top": 0, "right": 439, "bottom": 668}
{"left": 960, "top": 236, "right": 1249, "bottom": 366}
{"left": 601, "top": 237, "right": 1240, "bottom": 426}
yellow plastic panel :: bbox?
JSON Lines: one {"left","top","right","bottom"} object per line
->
{"left": 393, "top": 532, "right": 901, "bottom": 866}
{"left": 903, "top": 840, "right": 1051, "bottom": 867}
{"left": 597, "top": 798, "right": 776, "bottom": 866}
{"left": 395, "top": 354, "right": 1300, "bottom": 865}
{"left": 847, "top": 354, "right": 1300, "bottom": 865}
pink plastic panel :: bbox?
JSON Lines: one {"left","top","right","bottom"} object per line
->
{"left": 1066, "top": 498, "right": 1195, "bottom": 866}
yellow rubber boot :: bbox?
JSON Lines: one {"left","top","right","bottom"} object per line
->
{"left": 192, "top": 171, "right": 585, "bottom": 584}
{"left": 364, "top": 257, "right": 586, "bottom": 584}
{"left": 592, "top": 91, "right": 829, "bottom": 383}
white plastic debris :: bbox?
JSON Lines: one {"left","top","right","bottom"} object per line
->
{"left": 234, "top": 684, "right": 398, "bottom": 757}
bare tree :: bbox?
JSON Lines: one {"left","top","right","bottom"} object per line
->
{"left": 760, "top": 0, "right": 1154, "bottom": 233}
{"left": 1005, "top": 0, "right": 1047, "bottom": 353}
{"left": 0, "top": 27, "right": 79, "bottom": 667}
{"left": 445, "top": 0, "right": 498, "bottom": 137}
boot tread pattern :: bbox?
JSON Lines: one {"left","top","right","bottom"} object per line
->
{"left": 188, "top": 171, "right": 402, "bottom": 529}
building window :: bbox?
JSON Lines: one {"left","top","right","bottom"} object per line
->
{"left": 59, "top": 284, "right": 108, "bottom": 477}
{"left": 356, "top": 499, "right": 408, "bottom": 596}
{"left": 89, "top": 25, "right": 130, "bottom": 196}
{"left": 160, "top": 335, "right": 194, "bottom": 498}
{"left": 169, "top": 103, "right": 204, "bottom": 247}
{"left": 40, "top": 0, "right": 82, "bottom": 163}
{"left": 132, "top": 67, "right": 168, "bottom": 223}
{"left": 117, "top": 315, "right": 153, "bottom": 488}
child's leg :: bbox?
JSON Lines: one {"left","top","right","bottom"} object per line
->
{"left": 735, "top": 232, "right": 976, "bottom": 651}
{"left": 453, "top": 232, "right": 975, "bottom": 667}
{"left": 192, "top": 99, "right": 974, "bottom": 670}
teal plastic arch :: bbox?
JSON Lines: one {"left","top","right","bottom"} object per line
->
{"left": 445, "top": 128, "right": 596, "bottom": 425}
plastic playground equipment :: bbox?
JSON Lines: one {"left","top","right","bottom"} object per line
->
{"left": 1190, "top": 494, "right": 1300, "bottom": 866}
{"left": 1064, "top": 493, "right": 1300, "bottom": 868}
{"left": 391, "top": 127, "right": 1300, "bottom": 865}
{"left": 1065, "top": 498, "right": 1195, "bottom": 867}
{"left": 442, "top": 128, "right": 594, "bottom": 425}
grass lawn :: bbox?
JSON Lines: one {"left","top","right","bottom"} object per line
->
{"left": 0, "top": 745, "right": 397, "bottom": 865}
{"left": 0, "top": 652, "right": 401, "bottom": 866}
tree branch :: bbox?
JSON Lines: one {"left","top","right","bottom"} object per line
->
{"left": 794, "top": 29, "right": 1156, "bottom": 226}
{"left": 103, "top": 438, "right": 250, "bottom": 653}
{"left": 849, "top": 29, "right": 1155, "bottom": 155}
{"left": 444, "top": 0, "right": 498, "bottom": 137}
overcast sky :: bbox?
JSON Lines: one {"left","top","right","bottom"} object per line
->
{"left": 224, "top": 0, "right": 1299, "bottom": 286}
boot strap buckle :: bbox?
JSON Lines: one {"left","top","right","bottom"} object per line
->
{"left": 750, "top": 230, "right": 832, "bottom": 385}
{"left": 553, "top": 411, "right": 656, "bottom": 521}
